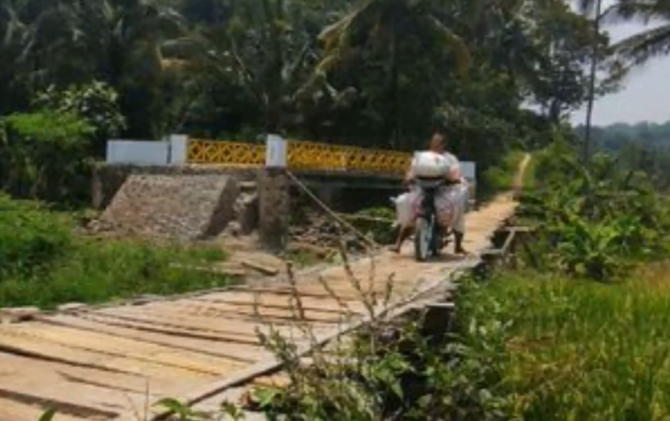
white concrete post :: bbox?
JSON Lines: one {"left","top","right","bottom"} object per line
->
{"left": 169, "top": 134, "right": 189, "bottom": 165}
{"left": 460, "top": 161, "right": 477, "bottom": 211}
{"left": 265, "top": 134, "right": 287, "bottom": 168}
{"left": 260, "top": 133, "right": 289, "bottom": 251}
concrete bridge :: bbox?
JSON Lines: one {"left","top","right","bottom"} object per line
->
{"left": 95, "top": 136, "right": 477, "bottom": 242}
{"left": 103, "top": 135, "right": 476, "bottom": 190}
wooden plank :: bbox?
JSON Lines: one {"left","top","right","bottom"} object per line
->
{"left": 0, "top": 397, "right": 95, "bottom": 421}
{"left": 92, "top": 305, "right": 329, "bottom": 334}
{"left": 252, "top": 374, "right": 291, "bottom": 388}
{"left": 0, "top": 351, "right": 197, "bottom": 397}
{"left": 0, "top": 330, "right": 218, "bottom": 381}
{"left": 76, "top": 313, "right": 264, "bottom": 345}
{"left": 93, "top": 306, "right": 271, "bottom": 335}
{"left": 0, "top": 356, "right": 155, "bottom": 418}
{"left": 227, "top": 285, "right": 398, "bottom": 303}
{"left": 131, "top": 299, "right": 357, "bottom": 324}
{"left": 181, "top": 291, "right": 367, "bottom": 314}
{"left": 2, "top": 323, "right": 246, "bottom": 376}
{"left": 76, "top": 312, "right": 334, "bottom": 358}
{"left": 39, "top": 314, "right": 270, "bottom": 363}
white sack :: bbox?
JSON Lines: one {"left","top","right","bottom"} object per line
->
{"left": 410, "top": 151, "right": 452, "bottom": 178}
{"left": 393, "top": 184, "right": 469, "bottom": 232}
{"left": 438, "top": 184, "right": 468, "bottom": 233}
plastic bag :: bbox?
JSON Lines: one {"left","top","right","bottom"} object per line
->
{"left": 391, "top": 191, "right": 418, "bottom": 227}
{"left": 435, "top": 189, "right": 458, "bottom": 227}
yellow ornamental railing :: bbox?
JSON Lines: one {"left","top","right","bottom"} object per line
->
{"left": 187, "top": 139, "right": 411, "bottom": 175}
{"left": 187, "top": 140, "right": 266, "bottom": 166}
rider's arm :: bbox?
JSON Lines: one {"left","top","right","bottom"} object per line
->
{"left": 403, "top": 169, "right": 415, "bottom": 187}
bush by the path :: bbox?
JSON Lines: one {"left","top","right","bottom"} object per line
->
{"left": 0, "top": 194, "right": 73, "bottom": 281}
{"left": 0, "top": 194, "right": 232, "bottom": 309}
{"left": 518, "top": 142, "right": 670, "bottom": 281}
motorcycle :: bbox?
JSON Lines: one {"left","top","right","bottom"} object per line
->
{"left": 411, "top": 177, "right": 460, "bottom": 262}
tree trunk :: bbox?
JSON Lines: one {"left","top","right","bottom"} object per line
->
{"left": 583, "top": 0, "right": 602, "bottom": 163}
{"left": 389, "top": 33, "right": 400, "bottom": 148}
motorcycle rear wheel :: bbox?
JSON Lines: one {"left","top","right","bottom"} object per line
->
{"left": 414, "top": 218, "right": 431, "bottom": 262}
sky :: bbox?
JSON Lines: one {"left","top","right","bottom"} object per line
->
{"left": 569, "top": 0, "right": 670, "bottom": 127}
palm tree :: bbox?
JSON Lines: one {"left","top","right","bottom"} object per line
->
{"left": 577, "top": 0, "right": 604, "bottom": 162}
{"left": 167, "top": 0, "right": 331, "bottom": 134}
{"left": 579, "top": 0, "right": 670, "bottom": 160}
{"left": 0, "top": 2, "right": 35, "bottom": 114}
{"left": 25, "top": 0, "right": 186, "bottom": 137}
{"left": 603, "top": 0, "right": 670, "bottom": 66}
{"left": 317, "top": 0, "right": 471, "bottom": 146}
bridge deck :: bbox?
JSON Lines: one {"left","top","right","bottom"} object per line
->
{"left": 0, "top": 193, "right": 518, "bottom": 421}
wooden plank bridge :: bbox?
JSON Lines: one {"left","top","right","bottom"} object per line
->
{"left": 0, "top": 184, "right": 521, "bottom": 421}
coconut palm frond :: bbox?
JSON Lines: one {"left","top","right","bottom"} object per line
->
{"left": 576, "top": 0, "right": 599, "bottom": 15}
{"left": 615, "top": 22, "right": 670, "bottom": 66}
{"left": 602, "top": 0, "right": 670, "bottom": 25}
{"left": 427, "top": 15, "right": 470, "bottom": 76}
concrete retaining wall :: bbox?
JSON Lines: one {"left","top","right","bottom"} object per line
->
{"left": 101, "top": 174, "right": 240, "bottom": 240}
{"left": 91, "top": 163, "right": 258, "bottom": 210}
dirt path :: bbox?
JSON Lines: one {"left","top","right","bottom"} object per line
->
{"left": 0, "top": 160, "right": 529, "bottom": 421}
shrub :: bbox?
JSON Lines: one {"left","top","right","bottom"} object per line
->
{"left": 33, "top": 81, "right": 126, "bottom": 155}
{"left": 0, "top": 195, "right": 232, "bottom": 309}
{"left": 0, "top": 110, "right": 94, "bottom": 205}
{"left": 0, "top": 194, "right": 72, "bottom": 281}
{"left": 518, "top": 143, "right": 670, "bottom": 281}
{"left": 351, "top": 207, "right": 397, "bottom": 245}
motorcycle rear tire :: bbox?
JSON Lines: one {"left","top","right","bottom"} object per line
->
{"left": 414, "top": 218, "right": 431, "bottom": 262}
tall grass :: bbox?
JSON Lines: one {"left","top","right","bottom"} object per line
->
{"left": 0, "top": 194, "right": 232, "bottom": 309}
{"left": 461, "top": 268, "right": 670, "bottom": 420}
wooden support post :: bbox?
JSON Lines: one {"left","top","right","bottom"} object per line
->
{"left": 259, "top": 135, "right": 290, "bottom": 252}
{"left": 422, "top": 300, "right": 456, "bottom": 343}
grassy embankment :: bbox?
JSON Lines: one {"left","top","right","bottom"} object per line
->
{"left": 0, "top": 194, "right": 232, "bottom": 309}
{"left": 453, "top": 141, "right": 670, "bottom": 419}
{"left": 457, "top": 266, "right": 670, "bottom": 420}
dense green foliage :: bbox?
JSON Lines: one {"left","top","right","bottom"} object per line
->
{"left": 519, "top": 141, "right": 670, "bottom": 281}
{"left": 575, "top": 121, "right": 670, "bottom": 190}
{"left": 0, "top": 0, "right": 632, "bottom": 206}
{"left": 0, "top": 194, "right": 231, "bottom": 308}
{"left": 578, "top": 120, "right": 670, "bottom": 151}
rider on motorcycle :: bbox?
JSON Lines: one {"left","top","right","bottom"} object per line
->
{"left": 391, "top": 130, "right": 468, "bottom": 254}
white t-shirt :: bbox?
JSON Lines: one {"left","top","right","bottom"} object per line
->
{"left": 442, "top": 152, "right": 462, "bottom": 180}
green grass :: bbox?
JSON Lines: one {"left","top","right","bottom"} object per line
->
{"left": 520, "top": 153, "right": 537, "bottom": 190}
{"left": 0, "top": 194, "right": 233, "bottom": 309}
{"left": 479, "top": 150, "right": 527, "bottom": 201}
{"left": 462, "top": 267, "right": 670, "bottom": 420}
